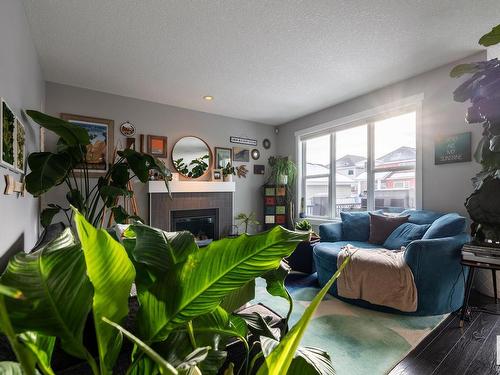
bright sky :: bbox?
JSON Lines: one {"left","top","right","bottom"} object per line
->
{"left": 305, "top": 111, "right": 416, "bottom": 164}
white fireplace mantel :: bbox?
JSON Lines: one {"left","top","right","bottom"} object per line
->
{"left": 148, "top": 180, "right": 236, "bottom": 193}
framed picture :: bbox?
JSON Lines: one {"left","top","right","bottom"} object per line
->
{"left": 15, "top": 118, "right": 26, "bottom": 173}
{"left": 1, "top": 99, "right": 16, "bottom": 169}
{"left": 435, "top": 132, "right": 471, "bottom": 165}
{"left": 212, "top": 169, "right": 222, "bottom": 180}
{"left": 125, "top": 137, "right": 136, "bottom": 150}
{"left": 233, "top": 147, "right": 250, "bottom": 162}
{"left": 254, "top": 164, "right": 265, "bottom": 175}
{"left": 61, "top": 113, "right": 114, "bottom": 176}
{"left": 214, "top": 147, "right": 232, "bottom": 169}
{"left": 147, "top": 135, "right": 168, "bottom": 158}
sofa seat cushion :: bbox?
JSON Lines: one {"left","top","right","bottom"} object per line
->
{"left": 422, "top": 213, "right": 466, "bottom": 239}
{"left": 313, "top": 241, "right": 383, "bottom": 273}
{"left": 383, "top": 222, "right": 431, "bottom": 250}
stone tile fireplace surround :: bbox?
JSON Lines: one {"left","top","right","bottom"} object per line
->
{"left": 148, "top": 181, "right": 236, "bottom": 239}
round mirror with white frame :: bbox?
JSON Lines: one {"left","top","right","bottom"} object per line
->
{"left": 171, "top": 136, "right": 212, "bottom": 179}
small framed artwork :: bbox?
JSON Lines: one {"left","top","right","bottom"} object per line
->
{"left": 15, "top": 118, "right": 26, "bottom": 173}
{"left": 215, "top": 147, "right": 232, "bottom": 169}
{"left": 119, "top": 121, "right": 136, "bottom": 137}
{"left": 212, "top": 169, "right": 222, "bottom": 180}
{"left": 233, "top": 147, "right": 250, "bottom": 162}
{"left": 125, "top": 137, "right": 136, "bottom": 150}
{"left": 1, "top": 99, "right": 16, "bottom": 169}
{"left": 254, "top": 164, "right": 265, "bottom": 175}
{"left": 435, "top": 132, "right": 471, "bottom": 165}
{"left": 147, "top": 135, "right": 168, "bottom": 158}
{"left": 61, "top": 113, "right": 114, "bottom": 176}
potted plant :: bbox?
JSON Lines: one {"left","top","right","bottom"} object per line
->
{"left": 235, "top": 212, "right": 260, "bottom": 233}
{"left": 0, "top": 209, "right": 350, "bottom": 374}
{"left": 23, "top": 111, "right": 171, "bottom": 228}
{"left": 267, "top": 156, "right": 297, "bottom": 186}
{"left": 450, "top": 24, "right": 500, "bottom": 243}
{"left": 222, "top": 162, "right": 236, "bottom": 182}
{"left": 295, "top": 219, "right": 319, "bottom": 241}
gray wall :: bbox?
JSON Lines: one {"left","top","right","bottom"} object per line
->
{"left": 45, "top": 82, "right": 276, "bottom": 232}
{"left": 277, "top": 53, "right": 485, "bottom": 218}
{"left": 0, "top": 0, "right": 44, "bottom": 257}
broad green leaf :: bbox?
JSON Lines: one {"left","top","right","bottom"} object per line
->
{"left": 118, "top": 149, "right": 152, "bottom": 182}
{"left": 176, "top": 347, "right": 210, "bottom": 375}
{"left": 0, "top": 362, "right": 39, "bottom": 375}
{"left": 479, "top": 24, "right": 500, "bottom": 46}
{"left": 138, "top": 227, "right": 306, "bottom": 342}
{"left": 0, "top": 229, "right": 95, "bottom": 367}
{"left": 260, "top": 337, "right": 334, "bottom": 375}
{"left": 111, "top": 163, "right": 130, "bottom": 188}
{"left": 40, "top": 207, "right": 61, "bottom": 228}
{"left": 449, "top": 63, "right": 481, "bottom": 78}
{"left": 25, "top": 153, "right": 71, "bottom": 196}
{"left": 26, "top": 110, "right": 90, "bottom": 145}
{"left": 102, "top": 317, "right": 178, "bottom": 375}
{"left": 238, "top": 312, "right": 280, "bottom": 341}
{"left": 220, "top": 281, "right": 255, "bottom": 312}
{"left": 191, "top": 306, "right": 248, "bottom": 341}
{"left": 0, "top": 294, "right": 37, "bottom": 375}
{"left": 111, "top": 206, "right": 143, "bottom": 224}
{"left": 66, "top": 190, "right": 85, "bottom": 213}
{"left": 131, "top": 224, "right": 198, "bottom": 275}
{"left": 256, "top": 256, "right": 350, "bottom": 375}
{"left": 19, "top": 333, "right": 56, "bottom": 375}
{"left": 74, "top": 210, "right": 136, "bottom": 375}
{"left": 262, "top": 261, "right": 293, "bottom": 323}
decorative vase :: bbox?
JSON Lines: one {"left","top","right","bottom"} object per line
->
{"left": 223, "top": 174, "right": 233, "bottom": 182}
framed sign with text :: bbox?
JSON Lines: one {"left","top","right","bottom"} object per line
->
{"left": 435, "top": 132, "right": 471, "bottom": 165}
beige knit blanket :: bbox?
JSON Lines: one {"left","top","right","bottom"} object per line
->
{"left": 336, "top": 245, "right": 417, "bottom": 312}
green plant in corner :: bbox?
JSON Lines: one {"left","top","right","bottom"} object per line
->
{"left": 235, "top": 212, "right": 260, "bottom": 233}
{"left": 24, "top": 111, "right": 171, "bottom": 228}
{"left": 450, "top": 24, "right": 500, "bottom": 242}
{"left": 267, "top": 156, "right": 297, "bottom": 228}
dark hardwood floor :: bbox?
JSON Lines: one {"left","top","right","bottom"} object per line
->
{"left": 390, "top": 290, "right": 500, "bottom": 375}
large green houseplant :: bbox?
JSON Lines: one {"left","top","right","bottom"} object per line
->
{"left": 24, "top": 111, "right": 171, "bottom": 228}
{"left": 451, "top": 24, "right": 500, "bottom": 242}
{"left": 267, "top": 156, "right": 298, "bottom": 228}
{"left": 0, "top": 211, "right": 349, "bottom": 375}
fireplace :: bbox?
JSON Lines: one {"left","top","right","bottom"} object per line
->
{"left": 171, "top": 208, "right": 219, "bottom": 241}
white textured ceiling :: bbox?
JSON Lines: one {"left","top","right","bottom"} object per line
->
{"left": 22, "top": 1, "right": 500, "bottom": 125}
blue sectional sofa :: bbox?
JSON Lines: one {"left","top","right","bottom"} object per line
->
{"left": 314, "top": 210, "right": 470, "bottom": 316}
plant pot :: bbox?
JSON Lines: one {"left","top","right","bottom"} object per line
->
{"left": 223, "top": 174, "right": 233, "bottom": 182}
{"left": 278, "top": 174, "right": 288, "bottom": 185}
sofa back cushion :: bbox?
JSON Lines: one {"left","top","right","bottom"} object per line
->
{"left": 383, "top": 222, "right": 431, "bottom": 250}
{"left": 368, "top": 213, "right": 410, "bottom": 244}
{"left": 422, "top": 213, "right": 466, "bottom": 239}
{"left": 340, "top": 210, "right": 381, "bottom": 241}
{"left": 399, "top": 209, "right": 443, "bottom": 225}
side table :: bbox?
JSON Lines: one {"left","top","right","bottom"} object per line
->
{"left": 460, "top": 259, "right": 499, "bottom": 327}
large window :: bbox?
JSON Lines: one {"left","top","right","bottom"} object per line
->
{"left": 299, "top": 108, "right": 418, "bottom": 219}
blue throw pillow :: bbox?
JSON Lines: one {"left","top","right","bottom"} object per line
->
{"left": 341, "top": 210, "right": 382, "bottom": 241}
{"left": 422, "top": 213, "right": 466, "bottom": 239}
{"left": 383, "top": 222, "right": 431, "bottom": 249}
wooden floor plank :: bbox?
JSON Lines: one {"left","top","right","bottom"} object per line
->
{"left": 464, "top": 317, "right": 500, "bottom": 375}
{"left": 433, "top": 312, "right": 498, "bottom": 375}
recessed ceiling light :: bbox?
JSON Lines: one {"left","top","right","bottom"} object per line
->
{"left": 203, "top": 95, "right": 214, "bottom": 101}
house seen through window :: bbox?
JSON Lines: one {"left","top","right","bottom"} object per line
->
{"left": 300, "top": 111, "right": 417, "bottom": 218}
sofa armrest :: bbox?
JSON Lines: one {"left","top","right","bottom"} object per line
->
{"left": 404, "top": 233, "right": 470, "bottom": 314}
{"left": 319, "top": 222, "right": 343, "bottom": 242}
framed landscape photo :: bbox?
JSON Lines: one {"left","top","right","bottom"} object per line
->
{"left": 147, "top": 135, "right": 168, "bottom": 158}
{"left": 15, "top": 118, "right": 26, "bottom": 173}
{"left": 215, "top": 147, "right": 232, "bottom": 169}
{"left": 233, "top": 147, "right": 250, "bottom": 162}
{"left": 61, "top": 113, "right": 114, "bottom": 176}
{"left": 1, "top": 99, "right": 16, "bottom": 170}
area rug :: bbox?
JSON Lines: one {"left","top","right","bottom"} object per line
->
{"left": 251, "top": 273, "right": 447, "bottom": 375}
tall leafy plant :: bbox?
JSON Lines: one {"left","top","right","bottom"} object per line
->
{"left": 0, "top": 210, "right": 348, "bottom": 374}
{"left": 450, "top": 24, "right": 500, "bottom": 242}
{"left": 25, "top": 111, "right": 171, "bottom": 228}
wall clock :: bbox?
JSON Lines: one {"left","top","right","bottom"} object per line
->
{"left": 251, "top": 148, "right": 260, "bottom": 160}
{"left": 263, "top": 138, "right": 271, "bottom": 149}
{"left": 120, "top": 121, "right": 136, "bottom": 136}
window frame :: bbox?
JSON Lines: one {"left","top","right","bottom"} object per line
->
{"left": 295, "top": 95, "right": 423, "bottom": 223}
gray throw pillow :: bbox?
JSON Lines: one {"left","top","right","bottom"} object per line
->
{"left": 368, "top": 213, "right": 410, "bottom": 245}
